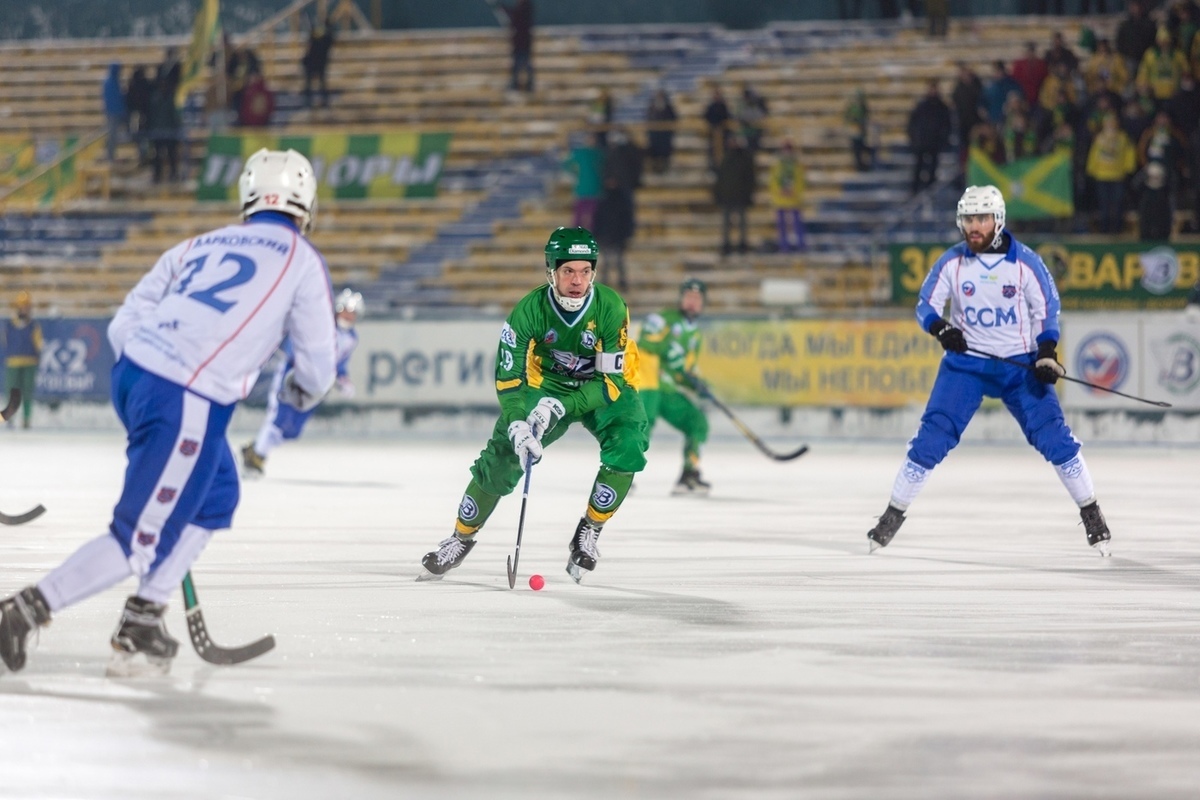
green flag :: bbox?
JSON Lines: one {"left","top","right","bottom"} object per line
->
{"left": 967, "top": 147, "right": 1074, "bottom": 219}
{"left": 177, "top": 0, "right": 220, "bottom": 106}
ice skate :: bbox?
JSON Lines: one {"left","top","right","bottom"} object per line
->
{"left": 566, "top": 517, "right": 603, "bottom": 583}
{"left": 107, "top": 596, "right": 180, "bottom": 677}
{"left": 671, "top": 468, "right": 711, "bottom": 497}
{"left": 1080, "top": 501, "right": 1112, "bottom": 557}
{"left": 0, "top": 586, "right": 51, "bottom": 674}
{"left": 867, "top": 505, "right": 906, "bottom": 553}
{"left": 417, "top": 532, "right": 477, "bottom": 581}
{"left": 241, "top": 443, "right": 266, "bottom": 478}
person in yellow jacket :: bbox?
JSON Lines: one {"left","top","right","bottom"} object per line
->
{"left": 768, "top": 139, "right": 807, "bottom": 252}
{"left": 1083, "top": 38, "right": 1130, "bottom": 97}
{"left": 1136, "top": 28, "right": 1190, "bottom": 101}
{"left": 1086, "top": 113, "right": 1137, "bottom": 235}
{"left": 1, "top": 291, "right": 43, "bottom": 428}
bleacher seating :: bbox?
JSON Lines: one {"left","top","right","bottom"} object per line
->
{"left": 0, "top": 15, "right": 1105, "bottom": 317}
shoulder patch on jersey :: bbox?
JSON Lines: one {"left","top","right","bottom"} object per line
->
{"left": 500, "top": 322, "right": 517, "bottom": 348}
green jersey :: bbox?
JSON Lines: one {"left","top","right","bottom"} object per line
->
{"left": 637, "top": 307, "right": 702, "bottom": 391}
{"left": 495, "top": 284, "right": 636, "bottom": 425}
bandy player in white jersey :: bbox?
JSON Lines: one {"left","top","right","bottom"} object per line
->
{"left": 865, "top": 185, "right": 1113, "bottom": 557}
{"left": 0, "top": 149, "right": 337, "bottom": 677}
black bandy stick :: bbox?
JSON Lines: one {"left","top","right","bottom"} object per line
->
{"left": 965, "top": 347, "right": 1172, "bottom": 408}
{"left": 702, "top": 388, "right": 809, "bottom": 461}
{"left": 506, "top": 454, "right": 534, "bottom": 589}
{"left": 182, "top": 571, "right": 275, "bottom": 665}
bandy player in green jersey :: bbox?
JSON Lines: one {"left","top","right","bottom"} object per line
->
{"left": 418, "top": 227, "right": 648, "bottom": 583}
{"left": 637, "top": 277, "right": 711, "bottom": 495}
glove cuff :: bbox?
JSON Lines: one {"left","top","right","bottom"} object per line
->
{"left": 928, "top": 318, "right": 949, "bottom": 337}
{"left": 1036, "top": 339, "right": 1058, "bottom": 360}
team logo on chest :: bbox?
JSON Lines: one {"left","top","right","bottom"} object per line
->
{"left": 581, "top": 330, "right": 597, "bottom": 349}
{"left": 1002, "top": 284, "right": 1016, "bottom": 299}
{"left": 544, "top": 329, "right": 558, "bottom": 344}
{"left": 962, "top": 281, "right": 975, "bottom": 297}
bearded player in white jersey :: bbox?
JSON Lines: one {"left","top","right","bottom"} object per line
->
{"left": 0, "top": 149, "right": 337, "bottom": 677}
{"left": 866, "top": 185, "right": 1112, "bottom": 557}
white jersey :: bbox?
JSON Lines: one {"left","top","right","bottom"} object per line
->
{"left": 109, "top": 215, "right": 338, "bottom": 405}
{"left": 916, "top": 234, "right": 1061, "bottom": 359}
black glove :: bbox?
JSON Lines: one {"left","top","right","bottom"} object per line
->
{"left": 928, "top": 318, "right": 967, "bottom": 354}
{"left": 1034, "top": 340, "right": 1066, "bottom": 384}
{"left": 684, "top": 373, "right": 710, "bottom": 397}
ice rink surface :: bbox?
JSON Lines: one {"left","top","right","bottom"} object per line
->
{"left": 1, "top": 424, "right": 1198, "bottom": 799}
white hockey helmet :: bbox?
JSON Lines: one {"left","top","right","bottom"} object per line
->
{"left": 956, "top": 185, "right": 1006, "bottom": 249}
{"left": 238, "top": 148, "right": 318, "bottom": 234}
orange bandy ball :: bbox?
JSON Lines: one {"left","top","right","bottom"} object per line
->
{"left": 528, "top": 574, "right": 545, "bottom": 590}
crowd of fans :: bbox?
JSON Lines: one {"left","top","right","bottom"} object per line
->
{"left": 914, "top": 0, "right": 1200, "bottom": 238}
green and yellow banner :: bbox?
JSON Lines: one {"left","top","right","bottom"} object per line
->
{"left": 177, "top": 0, "right": 220, "bottom": 105}
{"left": 890, "top": 241, "right": 1200, "bottom": 310}
{"left": 196, "top": 132, "right": 452, "bottom": 201}
{"left": 0, "top": 134, "right": 99, "bottom": 206}
{"left": 700, "top": 320, "right": 943, "bottom": 407}
{"left": 967, "top": 147, "right": 1074, "bottom": 219}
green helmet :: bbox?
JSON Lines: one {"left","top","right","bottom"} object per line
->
{"left": 680, "top": 277, "right": 707, "bottom": 297}
{"left": 544, "top": 227, "right": 599, "bottom": 312}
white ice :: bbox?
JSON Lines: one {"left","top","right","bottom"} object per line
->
{"left": 1, "top": 421, "right": 1198, "bottom": 799}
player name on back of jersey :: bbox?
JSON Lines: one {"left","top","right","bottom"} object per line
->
{"left": 193, "top": 232, "right": 292, "bottom": 255}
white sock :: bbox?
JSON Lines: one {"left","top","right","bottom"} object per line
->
{"left": 1054, "top": 454, "right": 1096, "bottom": 507}
{"left": 254, "top": 423, "right": 283, "bottom": 458}
{"left": 889, "top": 459, "right": 932, "bottom": 511}
{"left": 37, "top": 533, "right": 133, "bottom": 613}
{"left": 137, "top": 524, "right": 215, "bottom": 605}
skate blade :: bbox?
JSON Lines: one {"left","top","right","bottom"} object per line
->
{"left": 241, "top": 469, "right": 264, "bottom": 481}
{"left": 106, "top": 650, "right": 172, "bottom": 678}
{"left": 415, "top": 569, "right": 445, "bottom": 582}
{"left": 1092, "top": 540, "right": 1112, "bottom": 558}
{"left": 565, "top": 562, "right": 588, "bottom": 584}
{"left": 868, "top": 538, "right": 884, "bottom": 554}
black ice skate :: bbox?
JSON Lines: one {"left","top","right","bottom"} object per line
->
{"left": 671, "top": 468, "right": 711, "bottom": 496}
{"left": 867, "top": 505, "right": 906, "bottom": 553}
{"left": 108, "top": 595, "right": 180, "bottom": 677}
{"left": 1080, "top": 501, "right": 1112, "bottom": 557}
{"left": 241, "top": 443, "right": 266, "bottom": 478}
{"left": 566, "top": 517, "right": 603, "bottom": 583}
{"left": 417, "top": 532, "right": 477, "bottom": 581}
{"left": 0, "top": 586, "right": 52, "bottom": 674}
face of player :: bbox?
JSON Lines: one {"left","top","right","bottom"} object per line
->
{"left": 553, "top": 260, "right": 595, "bottom": 301}
{"left": 960, "top": 213, "right": 996, "bottom": 253}
{"left": 680, "top": 289, "right": 705, "bottom": 319}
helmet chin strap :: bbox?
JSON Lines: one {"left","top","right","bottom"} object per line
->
{"left": 551, "top": 285, "right": 591, "bottom": 312}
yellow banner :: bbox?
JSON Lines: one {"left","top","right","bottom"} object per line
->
{"left": 701, "top": 320, "right": 943, "bottom": 407}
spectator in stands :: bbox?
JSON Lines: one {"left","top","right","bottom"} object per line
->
{"left": 645, "top": 88, "right": 678, "bottom": 175}
{"left": 767, "top": 140, "right": 807, "bottom": 253}
{"left": 302, "top": 19, "right": 335, "bottom": 108}
{"left": 102, "top": 63, "right": 127, "bottom": 163}
{"left": 906, "top": 79, "right": 952, "bottom": 195}
{"left": 1087, "top": 112, "right": 1137, "bottom": 234}
{"left": 970, "top": 121, "right": 1006, "bottom": 164}
{"left": 125, "top": 66, "right": 152, "bottom": 165}
{"left": 226, "top": 46, "right": 262, "bottom": 114}
{"left": 593, "top": 127, "right": 643, "bottom": 291}
{"left": 951, "top": 64, "right": 984, "bottom": 171}
{"left": 589, "top": 88, "right": 614, "bottom": 149}
{"left": 926, "top": 0, "right": 949, "bottom": 38}
{"left": 1037, "top": 61, "right": 1078, "bottom": 115}
{"left": 1189, "top": 126, "right": 1200, "bottom": 231}
{"left": 1167, "top": 1, "right": 1198, "bottom": 57}
{"left": 490, "top": 0, "right": 534, "bottom": 92}
{"left": 564, "top": 132, "right": 604, "bottom": 230}
{"left": 983, "top": 61, "right": 1022, "bottom": 124}
{"left": 735, "top": 82, "right": 769, "bottom": 152}
{"left": 703, "top": 84, "right": 731, "bottom": 173}
{"left": 1003, "top": 109, "right": 1040, "bottom": 162}
{"left": 1012, "top": 43, "right": 1048, "bottom": 108}
{"left": 1137, "top": 27, "right": 1190, "bottom": 105}
{"left": 1135, "top": 161, "right": 1173, "bottom": 239}
{"left": 1138, "top": 110, "right": 1187, "bottom": 174}
{"left": 844, "top": 88, "right": 873, "bottom": 171}
{"left": 238, "top": 71, "right": 276, "bottom": 127}
{"left": 1118, "top": 2, "right": 1161, "bottom": 76}
{"left": 156, "top": 47, "right": 182, "bottom": 103}
{"left": 1084, "top": 38, "right": 1130, "bottom": 100}
{"left": 1044, "top": 31, "right": 1080, "bottom": 75}
{"left": 1166, "top": 73, "right": 1200, "bottom": 138}
{"left": 713, "top": 134, "right": 756, "bottom": 256}
{"left": 2, "top": 291, "right": 42, "bottom": 430}
{"left": 145, "top": 76, "right": 182, "bottom": 183}
{"left": 1122, "top": 86, "right": 1156, "bottom": 144}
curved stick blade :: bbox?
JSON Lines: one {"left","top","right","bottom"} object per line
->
{"left": 0, "top": 388, "right": 20, "bottom": 422}
{"left": 506, "top": 555, "right": 517, "bottom": 589}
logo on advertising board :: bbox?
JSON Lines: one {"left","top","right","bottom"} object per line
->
{"left": 1154, "top": 333, "right": 1200, "bottom": 395}
{"left": 1138, "top": 247, "right": 1180, "bottom": 295}
{"left": 1074, "top": 333, "right": 1129, "bottom": 394}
